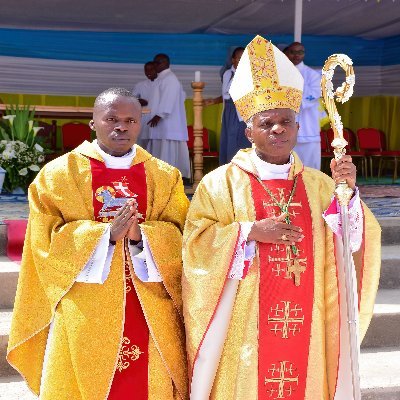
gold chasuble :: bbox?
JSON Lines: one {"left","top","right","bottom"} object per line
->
{"left": 7, "top": 141, "right": 189, "bottom": 400}
{"left": 182, "top": 150, "right": 381, "bottom": 400}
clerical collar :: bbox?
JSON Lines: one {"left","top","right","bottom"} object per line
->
{"left": 93, "top": 140, "right": 136, "bottom": 169}
{"left": 251, "top": 149, "right": 293, "bottom": 181}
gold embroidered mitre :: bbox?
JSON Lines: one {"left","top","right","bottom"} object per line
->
{"left": 229, "top": 35, "right": 304, "bottom": 122}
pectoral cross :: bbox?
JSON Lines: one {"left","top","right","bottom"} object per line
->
{"left": 287, "top": 258, "right": 307, "bottom": 287}
{"left": 263, "top": 188, "right": 302, "bottom": 212}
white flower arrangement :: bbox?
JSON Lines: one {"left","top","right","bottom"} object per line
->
{"left": 0, "top": 105, "right": 45, "bottom": 193}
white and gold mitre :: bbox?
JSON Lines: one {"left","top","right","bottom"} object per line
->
{"left": 229, "top": 35, "right": 304, "bottom": 122}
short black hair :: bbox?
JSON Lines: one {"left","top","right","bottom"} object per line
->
{"left": 94, "top": 87, "right": 140, "bottom": 108}
{"left": 232, "top": 47, "right": 245, "bottom": 58}
{"left": 287, "top": 42, "right": 304, "bottom": 50}
{"left": 154, "top": 53, "right": 170, "bottom": 65}
{"left": 144, "top": 61, "right": 156, "bottom": 68}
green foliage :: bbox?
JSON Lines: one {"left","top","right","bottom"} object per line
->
{"left": 0, "top": 105, "right": 45, "bottom": 193}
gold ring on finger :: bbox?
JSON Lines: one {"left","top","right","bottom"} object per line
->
{"left": 281, "top": 234, "right": 288, "bottom": 241}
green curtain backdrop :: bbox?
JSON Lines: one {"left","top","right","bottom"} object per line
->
{"left": 1, "top": 93, "right": 399, "bottom": 151}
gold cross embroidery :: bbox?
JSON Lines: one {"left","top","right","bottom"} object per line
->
{"left": 267, "top": 301, "right": 305, "bottom": 339}
{"left": 269, "top": 246, "right": 293, "bottom": 278}
{"left": 265, "top": 361, "right": 299, "bottom": 399}
{"left": 269, "top": 246, "right": 307, "bottom": 286}
{"left": 287, "top": 258, "right": 307, "bottom": 287}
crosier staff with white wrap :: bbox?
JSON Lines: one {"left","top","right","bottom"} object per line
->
{"left": 321, "top": 54, "right": 360, "bottom": 400}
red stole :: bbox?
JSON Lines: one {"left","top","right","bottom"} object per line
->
{"left": 248, "top": 173, "right": 314, "bottom": 400}
{"left": 90, "top": 158, "right": 149, "bottom": 400}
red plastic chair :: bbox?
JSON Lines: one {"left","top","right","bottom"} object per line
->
{"left": 187, "top": 126, "right": 219, "bottom": 158}
{"left": 357, "top": 128, "right": 400, "bottom": 181}
{"left": 187, "top": 126, "right": 219, "bottom": 182}
{"left": 61, "top": 122, "right": 92, "bottom": 152}
{"left": 326, "top": 128, "right": 367, "bottom": 177}
{"left": 320, "top": 130, "right": 332, "bottom": 173}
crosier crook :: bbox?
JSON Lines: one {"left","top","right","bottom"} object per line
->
{"left": 322, "top": 54, "right": 361, "bottom": 400}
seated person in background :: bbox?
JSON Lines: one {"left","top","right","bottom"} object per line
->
{"left": 7, "top": 87, "right": 189, "bottom": 400}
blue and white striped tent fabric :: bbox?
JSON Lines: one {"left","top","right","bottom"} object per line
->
{"left": 0, "top": 28, "right": 399, "bottom": 97}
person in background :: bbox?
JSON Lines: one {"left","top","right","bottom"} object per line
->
{"left": 133, "top": 61, "right": 159, "bottom": 149}
{"left": 285, "top": 42, "right": 322, "bottom": 170}
{"left": 204, "top": 47, "right": 251, "bottom": 165}
{"left": 147, "top": 53, "right": 191, "bottom": 180}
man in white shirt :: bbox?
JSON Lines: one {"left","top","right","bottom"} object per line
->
{"left": 147, "top": 53, "right": 191, "bottom": 179}
{"left": 133, "top": 61, "right": 159, "bottom": 149}
{"left": 285, "top": 42, "right": 322, "bottom": 170}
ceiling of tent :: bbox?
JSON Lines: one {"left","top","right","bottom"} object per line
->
{"left": 1, "top": 0, "right": 399, "bottom": 39}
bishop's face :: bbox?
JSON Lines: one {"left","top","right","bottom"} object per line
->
{"left": 245, "top": 108, "right": 299, "bottom": 165}
{"left": 91, "top": 96, "right": 141, "bottom": 157}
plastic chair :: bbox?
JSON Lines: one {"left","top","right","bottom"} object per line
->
{"left": 320, "top": 130, "right": 331, "bottom": 173}
{"left": 326, "top": 128, "right": 367, "bottom": 177}
{"left": 37, "top": 120, "right": 57, "bottom": 151}
{"left": 61, "top": 122, "right": 92, "bottom": 152}
{"left": 187, "top": 126, "right": 219, "bottom": 182}
{"left": 357, "top": 128, "right": 400, "bottom": 181}
{"left": 187, "top": 126, "right": 219, "bottom": 158}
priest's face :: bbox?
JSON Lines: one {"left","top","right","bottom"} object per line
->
{"left": 92, "top": 96, "right": 141, "bottom": 157}
{"left": 245, "top": 108, "right": 298, "bottom": 165}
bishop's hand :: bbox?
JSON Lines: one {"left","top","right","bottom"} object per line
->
{"left": 110, "top": 200, "right": 137, "bottom": 242}
{"left": 330, "top": 155, "right": 356, "bottom": 191}
{"left": 247, "top": 212, "right": 304, "bottom": 245}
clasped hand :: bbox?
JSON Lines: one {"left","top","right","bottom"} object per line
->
{"left": 247, "top": 212, "right": 304, "bottom": 245}
{"left": 110, "top": 200, "right": 142, "bottom": 242}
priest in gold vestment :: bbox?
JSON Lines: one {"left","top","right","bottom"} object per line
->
{"left": 183, "top": 36, "right": 381, "bottom": 400}
{"left": 7, "top": 88, "right": 189, "bottom": 399}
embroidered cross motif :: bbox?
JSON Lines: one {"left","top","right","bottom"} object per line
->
{"left": 267, "top": 301, "right": 304, "bottom": 339}
{"left": 265, "top": 361, "right": 299, "bottom": 399}
{"left": 287, "top": 258, "right": 307, "bottom": 287}
{"left": 268, "top": 246, "right": 293, "bottom": 278}
{"left": 269, "top": 246, "right": 307, "bottom": 286}
{"left": 116, "top": 337, "right": 143, "bottom": 372}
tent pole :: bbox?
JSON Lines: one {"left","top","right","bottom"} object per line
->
{"left": 294, "top": 0, "right": 303, "bottom": 42}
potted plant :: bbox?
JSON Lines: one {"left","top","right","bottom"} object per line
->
{"left": 0, "top": 105, "right": 45, "bottom": 193}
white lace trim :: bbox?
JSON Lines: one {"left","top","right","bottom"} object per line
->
{"left": 323, "top": 195, "right": 363, "bottom": 253}
{"left": 229, "top": 223, "right": 256, "bottom": 280}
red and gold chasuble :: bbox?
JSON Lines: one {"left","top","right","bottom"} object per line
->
{"left": 248, "top": 173, "right": 315, "bottom": 400}
{"left": 90, "top": 158, "right": 149, "bottom": 400}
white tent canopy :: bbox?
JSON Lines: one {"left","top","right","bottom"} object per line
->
{"left": 1, "top": 0, "right": 399, "bottom": 39}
